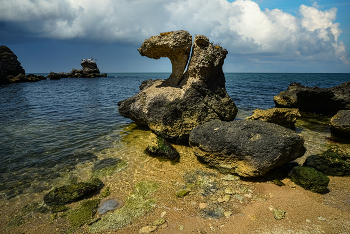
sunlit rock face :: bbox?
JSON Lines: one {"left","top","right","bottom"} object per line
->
{"left": 118, "top": 31, "right": 238, "bottom": 143}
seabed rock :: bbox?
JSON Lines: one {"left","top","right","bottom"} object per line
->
{"left": 146, "top": 133, "right": 179, "bottom": 161}
{"left": 288, "top": 166, "right": 330, "bottom": 193}
{"left": 189, "top": 120, "right": 306, "bottom": 177}
{"left": 330, "top": 110, "right": 350, "bottom": 138}
{"left": 274, "top": 82, "right": 350, "bottom": 115}
{"left": 118, "top": 31, "right": 238, "bottom": 143}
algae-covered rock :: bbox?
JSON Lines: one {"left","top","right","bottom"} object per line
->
{"left": 153, "top": 217, "right": 166, "bottom": 226}
{"left": 44, "top": 178, "right": 103, "bottom": 206}
{"left": 146, "top": 133, "right": 180, "bottom": 161}
{"left": 50, "top": 205, "right": 70, "bottom": 213}
{"left": 20, "top": 202, "right": 49, "bottom": 215}
{"left": 272, "top": 208, "right": 286, "bottom": 220}
{"left": 288, "top": 166, "right": 329, "bottom": 193}
{"left": 6, "top": 216, "right": 25, "bottom": 230}
{"left": 89, "top": 181, "right": 159, "bottom": 233}
{"left": 92, "top": 158, "right": 128, "bottom": 178}
{"left": 175, "top": 189, "right": 191, "bottom": 198}
{"left": 100, "top": 186, "right": 111, "bottom": 198}
{"left": 303, "top": 148, "right": 350, "bottom": 176}
{"left": 66, "top": 199, "right": 101, "bottom": 228}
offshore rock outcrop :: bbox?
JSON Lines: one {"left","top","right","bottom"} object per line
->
{"left": 47, "top": 58, "right": 107, "bottom": 79}
{"left": 118, "top": 31, "right": 238, "bottom": 143}
{"left": 189, "top": 120, "right": 306, "bottom": 178}
{"left": 0, "top": 45, "right": 25, "bottom": 84}
{"left": 274, "top": 82, "right": 350, "bottom": 115}
{"left": 246, "top": 108, "right": 301, "bottom": 129}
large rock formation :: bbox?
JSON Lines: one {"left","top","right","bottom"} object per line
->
{"left": 273, "top": 82, "right": 350, "bottom": 115}
{"left": 189, "top": 120, "right": 306, "bottom": 177}
{"left": 246, "top": 108, "right": 300, "bottom": 129}
{"left": 47, "top": 57, "right": 107, "bottom": 79}
{"left": 330, "top": 110, "right": 350, "bottom": 138}
{"left": 0, "top": 45, "right": 25, "bottom": 84}
{"left": 118, "top": 31, "right": 238, "bottom": 143}
{"left": 138, "top": 31, "right": 192, "bottom": 86}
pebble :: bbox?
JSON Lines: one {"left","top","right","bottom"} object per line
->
{"left": 179, "top": 225, "right": 184, "bottom": 231}
{"left": 272, "top": 209, "right": 286, "bottom": 220}
{"left": 225, "top": 188, "right": 234, "bottom": 194}
{"left": 199, "top": 203, "right": 207, "bottom": 209}
{"left": 161, "top": 211, "right": 167, "bottom": 217}
{"left": 224, "top": 211, "right": 232, "bottom": 217}
{"left": 318, "top": 216, "right": 327, "bottom": 221}
{"left": 139, "top": 225, "right": 158, "bottom": 234}
{"left": 223, "top": 195, "right": 231, "bottom": 202}
{"left": 222, "top": 175, "right": 240, "bottom": 181}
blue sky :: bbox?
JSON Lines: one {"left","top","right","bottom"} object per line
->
{"left": 1, "top": 0, "right": 349, "bottom": 73}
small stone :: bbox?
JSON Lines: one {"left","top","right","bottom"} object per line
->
{"left": 160, "top": 211, "right": 167, "bottom": 217}
{"left": 223, "top": 195, "right": 231, "bottom": 202}
{"left": 244, "top": 193, "right": 252, "bottom": 198}
{"left": 217, "top": 198, "right": 224, "bottom": 203}
{"left": 222, "top": 175, "right": 240, "bottom": 181}
{"left": 179, "top": 225, "right": 184, "bottom": 231}
{"left": 153, "top": 218, "right": 166, "bottom": 226}
{"left": 224, "top": 211, "right": 232, "bottom": 217}
{"left": 306, "top": 219, "right": 311, "bottom": 223}
{"left": 272, "top": 179, "right": 285, "bottom": 186}
{"left": 272, "top": 209, "right": 286, "bottom": 220}
{"left": 225, "top": 188, "right": 234, "bottom": 194}
{"left": 318, "top": 216, "right": 327, "bottom": 221}
{"left": 176, "top": 189, "right": 191, "bottom": 198}
{"left": 199, "top": 203, "right": 207, "bottom": 209}
{"left": 159, "top": 222, "right": 168, "bottom": 229}
{"left": 139, "top": 225, "right": 158, "bottom": 234}
{"left": 288, "top": 181, "right": 296, "bottom": 188}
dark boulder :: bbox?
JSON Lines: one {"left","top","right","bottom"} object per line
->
{"left": 303, "top": 148, "right": 350, "bottom": 176}
{"left": 44, "top": 178, "right": 103, "bottom": 206}
{"left": 330, "top": 110, "right": 350, "bottom": 138}
{"left": 274, "top": 82, "right": 350, "bottom": 115}
{"left": 0, "top": 45, "right": 25, "bottom": 84}
{"left": 288, "top": 166, "right": 329, "bottom": 193}
{"left": 146, "top": 133, "right": 180, "bottom": 161}
{"left": 189, "top": 120, "right": 306, "bottom": 177}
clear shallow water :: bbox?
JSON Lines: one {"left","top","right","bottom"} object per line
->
{"left": 0, "top": 73, "right": 349, "bottom": 199}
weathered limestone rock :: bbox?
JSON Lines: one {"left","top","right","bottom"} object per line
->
{"left": 189, "top": 120, "right": 306, "bottom": 177}
{"left": 246, "top": 108, "right": 300, "bottom": 129}
{"left": 330, "top": 110, "right": 350, "bottom": 138}
{"left": 118, "top": 31, "right": 238, "bottom": 143}
{"left": 274, "top": 82, "right": 350, "bottom": 115}
{"left": 0, "top": 45, "right": 25, "bottom": 84}
{"left": 138, "top": 31, "right": 192, "bottom": 86}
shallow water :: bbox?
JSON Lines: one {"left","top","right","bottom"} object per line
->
{"left": 0, "top": 73, "right": 349, "bottom": 233}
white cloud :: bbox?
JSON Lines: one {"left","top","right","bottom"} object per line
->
{"left": 0, "top": 0, "right": 348, "bottom": 64}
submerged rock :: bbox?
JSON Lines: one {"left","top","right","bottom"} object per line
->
{"left": 118, "top": 31, "right": 237, "bottom": 143}
{"left": 0, "top": 45, "right": 25, "bottom": 84}
{"left": 44, "top": 178, "right": 103, "bottom": 206}
{"left": 189, "top": 120, "right": 306, "bottom": 177}
{"left": 246, "top": 108, "right": 300, "bottom": 129}
{"left": 146, "top": 133, "right": 179, "bottom": 161}
{"left": 66, "top": 199, "right": 101, "bottom": 228}
{"left": 330, "top": 110, "right": 350, "bottom": 138}
{"left": 303, "top": 148, "right": 350, "bottom": 176}
{"left": 288, "top": 166, "right": 329, "bottom": 193}
{"left": 273, "top": 82, "right": 350, "bottom": 115}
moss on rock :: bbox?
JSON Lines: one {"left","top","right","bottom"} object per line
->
{"left": 100, "top": 186, "right": 111, "bottom": 198}
{"left": 303, "top": 148, "right": 350, "bottom": 176}
{"left": 92, "top": 158, "right": 128, "bottom": 178}
{"left": 89, "top": 181, "right": 159, "bottom": 233}
{"left": 146, "top": 133, "right": 180, "bottom": 161}
{"left": 44, "top": 178, "right": 103, "bottom": 206}
{"left": 66, "top": 199, "right": 101, "bottom": 228}
{"left": 6, "top": 216, "right": 25, "bottom": 230}
{"left": 288, "top": 166, "right": 329, "bottom": 193}
{"left": 20, "top": 202, "right": 49, "bottom": 215}
{"left": 175, "top": 189, "right": 191, "bottom": 198}
{"left": 50, "top": 204, "right": 70, "bottom": 213}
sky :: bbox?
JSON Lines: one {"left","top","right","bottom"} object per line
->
{"left": 1, "top": 0, "right": 350, "bottom": 73}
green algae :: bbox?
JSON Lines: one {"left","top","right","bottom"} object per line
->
{"left": 146, "top": 135, "right": 180, "bottom": 161}
{"left": 49, "top": 213, "right": 57, "bottom": 223}
{"left": 20, "top": 202, "right": 49, "bottom": 215}
{"left": 288, "top": 166, "right": 329, "bottom": 193}
{"left": 6, "top": 216, "right": 25, "bottom": 230}
{"left": 100, "top": 186, "right": 111, "bottom": 198}
{"left": 44, "top": 178, "right": 103, "bottom": 206}
{"left": 66, "top": 199, "right": 101, "bottom": 229}
{"left": 50, "top": 204, "right": 69, "bottom": 213}
{"left": 92, "top": 158, "right": 128, "bottom": 178}
{"left": 153, "top": 217, "right": 166, "bottom": 226}
{"left": 176, "top": 189, "right": 191, "bottom": 198}
{"left": 89, "top": 181, "right": 159, "bottom": 233}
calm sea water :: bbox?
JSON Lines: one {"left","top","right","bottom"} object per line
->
{"left": 0, "top": 73, "right": 349, "bottom": 199}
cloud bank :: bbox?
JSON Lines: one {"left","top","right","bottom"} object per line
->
{"left": 0, "top": 0, "right": 348, "bottom": 64}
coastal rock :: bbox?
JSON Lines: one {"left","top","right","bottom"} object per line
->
{"left": 118, "top": 32, "right": 238, "bottom": 143}
{"left": 288, "top": 166, "right": 329, "bottom": 193}
{"left": 189, "top": 120, "right": 306, "bottom": 177}
{"left": 146, "top": 133, "right": 179, "bottom": 161}
{"left": 330, "top": 110, "right": 350, "bottom": 138}
{"left": 0, "top": 45, "right": 25, "bottom": 84}
{"left": 81, "top": 58, "right": 100, "bottom": 74}
{"left": 273, "top": 82, "right": 350, "bottom": 115}
{"left": 138, "top": 31, "right": 192, "bottom": 86}
{"left": 303, "top": 148, "right": 350, "bottom": 176}
{"left": 246, "top": 108, "right": 300, "bottom": 129}
{"left": 43, "top": 178, "right": 103, "bottom": 206}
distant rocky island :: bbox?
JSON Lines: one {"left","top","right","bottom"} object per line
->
{"left": 0, "top": 45, "right": 106, "bottom": 85}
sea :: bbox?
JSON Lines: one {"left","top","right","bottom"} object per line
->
{"left": 0, "top": 72, "right": 349, "bottom": 202}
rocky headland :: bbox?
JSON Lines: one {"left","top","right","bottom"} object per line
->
{"left": 0, "top": 45, "right": 27, "bottom": 84}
